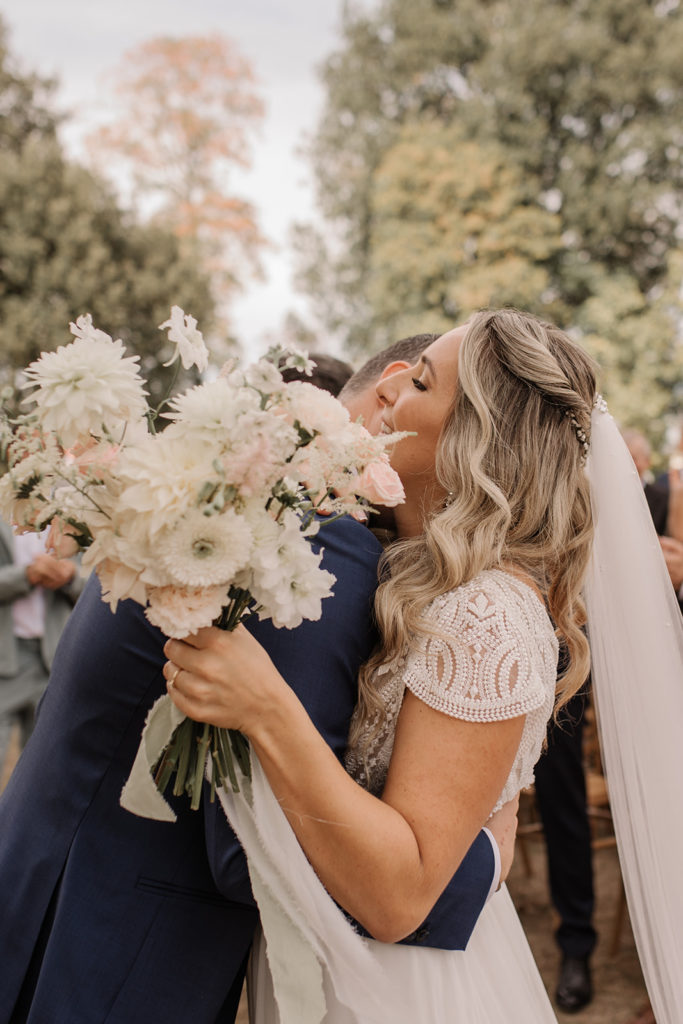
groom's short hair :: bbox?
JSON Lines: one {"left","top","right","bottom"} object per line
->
{"left": 280, "top": 352, "right": 354, "bottom": 397}
{"left": 339, "top": 333, "right": 439, "bottom": 400}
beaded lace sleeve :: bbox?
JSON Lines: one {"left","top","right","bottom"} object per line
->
{"left": 345, "top": 570, "right": 558, "bottom": 808}
{"left": 402, "top": 571, "right": 555, "bottom": 724}
{"left": 403, "top": 571, "right": 558, "bottom": 810}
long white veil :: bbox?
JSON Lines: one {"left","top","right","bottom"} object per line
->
{"left": 585, "top": 402, "right": 683, "bottom": 1023}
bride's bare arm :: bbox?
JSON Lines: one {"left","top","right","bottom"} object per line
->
{"left": 164, "top": 624, "right": 524, "bottom": 943}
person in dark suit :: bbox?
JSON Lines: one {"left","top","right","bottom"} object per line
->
{"left": 0, "top": 518, "right": 388, "bottom": 1022}
{"left": 0, "top": 342, "right": 501, "bottom": 1024}
{"left": 534, "top": 673, "right": 596, "bottom": 1013}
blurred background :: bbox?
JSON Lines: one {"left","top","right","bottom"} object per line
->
{"left": 1, "top": 0, "right": 681, "bottom": 457}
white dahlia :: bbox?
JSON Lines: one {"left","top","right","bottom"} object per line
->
{"left": 114, "top": 433, "right": 223, "bottom": 525}
{"left": 163, "top": 377, "right": 262, "bottom": 437}
{"left": 22, "top": 315, "right": 148, "bottom": 448}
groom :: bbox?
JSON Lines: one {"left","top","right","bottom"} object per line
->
{"left": 0, "top": 338, "right": 501, "bottom": 1024}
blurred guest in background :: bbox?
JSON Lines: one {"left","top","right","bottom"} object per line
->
{"left": 0, "top": 518, "right": 84, "bottom": 777}
{"left": 622, "top": 428, "right": 683, "bottom": 613}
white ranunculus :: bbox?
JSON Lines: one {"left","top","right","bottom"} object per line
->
{"left": 21, "top": 316, "right": 148, "bottom": 448}
{"left": 155, "top": 508, "right": 254, "bottom": 588}
{"left": 159, "top": 306, "right": 209, "bottom": 374}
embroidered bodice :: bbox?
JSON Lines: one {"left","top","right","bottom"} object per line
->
{"left": 345, "top": 569, "right": 559, "bottom": 814}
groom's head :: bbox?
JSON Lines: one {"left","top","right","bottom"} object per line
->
{"left": 339, "top": 333, "right": 438, "bottom": 435}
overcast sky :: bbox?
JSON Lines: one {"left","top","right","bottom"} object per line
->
{"left": 2, "top": 0, "right": 373, "bottom": 356}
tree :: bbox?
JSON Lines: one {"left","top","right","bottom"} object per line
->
{"left": 0, "top": 138, "right": 215, "bottom": 400}
{"left": 0, "top": 18, "right": 59, "bottom": 152}
{"left": 0, "top": 21, "right": 215, "bottom": 400}
{"left": 294, "top": 0, "right": 683, "bottom": 433}
{"left": 365, "top": 119, "right": 564, "bottom": 346}
{"left": 88, "top": 35, "right": 266, "bottom": 307}
{"left": 575, "top": 258, "right": 683, "bottom": 448}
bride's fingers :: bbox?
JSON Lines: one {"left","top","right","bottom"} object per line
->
{"left": 169, "top": 624, "right": 231, "bottom": 652}
{"left": 164, "top": 661, "right": 181, "bottom": 689}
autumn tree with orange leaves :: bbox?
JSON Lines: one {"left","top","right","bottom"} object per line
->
{"left": 90, "top": 35, "right": 266, "bottom": 316}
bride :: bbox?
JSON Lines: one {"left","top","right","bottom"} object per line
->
{"left": 164, "top": 309, "right": 683, "bottom": 1023}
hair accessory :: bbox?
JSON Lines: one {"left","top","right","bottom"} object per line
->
{"left": 566, "top": 410, "right": 590, "bottom": 464}
{"left": 593, "top": 393, "right": 608, "bottom": 414}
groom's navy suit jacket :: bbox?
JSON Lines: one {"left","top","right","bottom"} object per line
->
{"left": 0, "top": 517, "right": 495, "bottom": 1024}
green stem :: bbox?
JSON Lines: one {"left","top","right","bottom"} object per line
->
{"left": 191, "top": 722, "right": 212, "bottom": 811}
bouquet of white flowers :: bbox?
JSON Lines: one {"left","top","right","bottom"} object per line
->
{"left": 0, "top": 309, "right": 405, "bottom": 810}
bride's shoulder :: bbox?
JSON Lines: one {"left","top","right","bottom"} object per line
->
{"left": 426, "top": 567, "right": 550, "bottom": 626}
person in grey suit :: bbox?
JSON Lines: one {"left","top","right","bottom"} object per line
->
{"left": 0, "top": 518, "right": 84, "bottom": 770}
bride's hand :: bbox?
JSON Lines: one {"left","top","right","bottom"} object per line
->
{"left": 163, "top": 625, "right": 284, "bottom": 735}
{"left": 487, "top": 794, "right": 520, "bottom": 886}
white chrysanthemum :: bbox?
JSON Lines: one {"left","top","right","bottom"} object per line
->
{"left": 21, "top": 316, "right": 148, "bottom": 448}
{"left": 281, "top": 381, "right": 350, "bottom": 437}
{"left": 145, "top": 583, "right": 228, "bottom": 638}
{"left": 155, "top": 508, "right": 254, "bottom": 588}
{"left": 159, "top": 306, "right": 209, "bottom": 373}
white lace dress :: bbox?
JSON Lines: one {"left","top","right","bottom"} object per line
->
{"left": 224, "top": 571, "right": 561, "bottom": 1023}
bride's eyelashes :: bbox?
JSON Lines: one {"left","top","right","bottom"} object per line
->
{"left": 412, "top": 377, "right": 427, "bottom": 392}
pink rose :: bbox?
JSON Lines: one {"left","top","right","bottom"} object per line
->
{"left": 355, "top": 459, "right": 405, "bottom": 507}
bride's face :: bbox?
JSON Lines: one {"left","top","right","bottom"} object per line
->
{"left": 375, "top": 325, "right": 466, "bottom": 493}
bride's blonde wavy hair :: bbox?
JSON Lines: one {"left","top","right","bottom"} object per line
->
{"left": 351, "top": 308, "right": 597, "bottom": 743}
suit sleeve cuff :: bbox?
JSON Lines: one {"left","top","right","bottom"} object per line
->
{"left": 482, "top": 827, "right": 501, "bottom": 902}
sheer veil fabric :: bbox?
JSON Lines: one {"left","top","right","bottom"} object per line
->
{"left": 218, "top": 757, "right": 557, "bottom": 1024}
{"left": 585, "top": 403, "right": 683, "bottom": 1024}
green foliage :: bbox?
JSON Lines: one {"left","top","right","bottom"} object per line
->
{"left": 295, "top": 0, "right": 683, "bottom": 439}
{"left": 577, "top": 259, "right": 683, "bottom": 450}
{"left": 366, "top": 119, "right": 564, "bottom": 346}
{"left": 0, "top": 139, "right": 214, "bottom": 398}
{"left": 0, "top": 20, "right": 215, "bottom": 401}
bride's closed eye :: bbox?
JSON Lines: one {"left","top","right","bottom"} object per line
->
{"left": 412, "top": 377, "right": 427, "bottom": 392}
